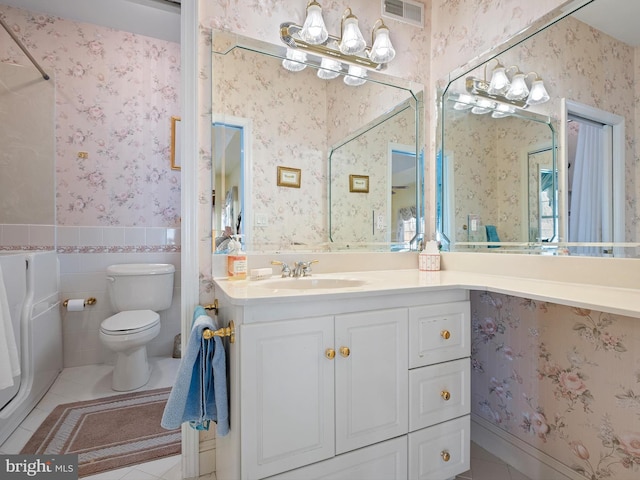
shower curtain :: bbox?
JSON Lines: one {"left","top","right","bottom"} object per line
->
{"left": 569, "top": 121, "right": 603, "bottom": 255}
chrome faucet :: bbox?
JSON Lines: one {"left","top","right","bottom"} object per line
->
{"left": 293, "top": 260, "right": 319, "bottom": 277}
{"left": 271, "top": 259, "right": 319, "bottom": 277}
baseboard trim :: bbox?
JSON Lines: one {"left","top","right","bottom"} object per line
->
{"left": 471, "top": 414, "right": 582, "bottom": 480}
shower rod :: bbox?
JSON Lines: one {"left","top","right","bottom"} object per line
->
{"left": 0, "top": 16, "right": 50, "bottom": 80}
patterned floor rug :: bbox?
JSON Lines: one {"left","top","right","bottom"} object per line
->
{"left": 21, "top": 387, "right": 181, "bottom": 477}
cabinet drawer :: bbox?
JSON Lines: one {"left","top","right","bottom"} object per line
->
{"left": 408, "top": 415, "right": 470, "bottom": 480}
{"left": 266, "top": 436, "right": 408, "bottom": 480}
{"left": 409, "top": 358, "right": 470, "bottom": 431}
{"left": 409, "top": 302, "right": 470, "bottom": 368}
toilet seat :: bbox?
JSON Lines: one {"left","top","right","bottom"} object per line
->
{"left": 100, "top": 310, "right": 160, "bottom": 336}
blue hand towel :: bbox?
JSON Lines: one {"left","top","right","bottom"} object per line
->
{"left": 161, "top": 306, "right": 229, "bottom": 436}
{"left": 486, "top": 225, "right": 500, "bottom": 248}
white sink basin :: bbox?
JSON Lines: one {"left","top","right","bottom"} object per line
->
{"left": 259, "top": 277, "right": 367, "bottom": 290}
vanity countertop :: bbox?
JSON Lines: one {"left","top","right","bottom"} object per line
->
{"left": 214, "top": 268, "right": 640, "bottom": 319}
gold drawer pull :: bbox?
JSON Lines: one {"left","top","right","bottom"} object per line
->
{"left": 441, "top": 390, "right": 451, "bottom": 401}
{"left": 441, "top": 450, "right": 451, "bottom": 462}
{"left": 441, "top": 329, "right": 451, "bottom": 340}
{"left": 340, "top": 346, "right": 350, "bottom": 358}
{"left": 325, "top": 348, "right": 336, "bottom": 360}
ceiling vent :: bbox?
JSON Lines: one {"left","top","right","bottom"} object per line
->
{"left": 382, "top": 0, "right": 424, "bottom": 28}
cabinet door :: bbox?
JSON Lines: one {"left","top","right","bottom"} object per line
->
{"left": 334, "top": 308, "right": 408, "bottom": 454}
{"left": 241, "top": 316, "right": 335, "bottom": 480}
{"left": 265, "top": 436, "right": 408, "bottom": 480}
{"left": 409, "top": 302, "right": 470, "bottom": 368}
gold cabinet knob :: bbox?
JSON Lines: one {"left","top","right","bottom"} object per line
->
{"left": 441, "top": 450, "right": 451, "bottom": 462}
{"left": 340, "top": 346, "right": 350, "bottom": 358}
{"left": 440, "top": 329, "right": 451, "bottom": 340}
{"left": 441, "top": 390, "right": 451, "bottom": 401}
{"left": 325, "top": 348, "right": 336, "bottom": 360}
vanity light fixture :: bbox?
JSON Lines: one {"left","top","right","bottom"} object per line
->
{"left": 280, "top": 1, "right": 397, "bottom": 80}
{"left": 466, "top": 58, "right": 551, "bottom": 110}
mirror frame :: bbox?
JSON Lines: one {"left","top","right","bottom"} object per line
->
{"left": 211, "top": 29, "right": 425, "bottom": 255}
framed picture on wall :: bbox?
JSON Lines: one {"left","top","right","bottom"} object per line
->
{"left": 349, "top": 174, "right": 369, "bottom": 193}
{"left": 277, "top": 166, "right": 301, "bottom": 188}
{"left": 170, "top": 116, "right": 181, "bottom": 171}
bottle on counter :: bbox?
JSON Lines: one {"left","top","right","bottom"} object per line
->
{"left": 227, "top": 235, "right": 247, "bottom": 280}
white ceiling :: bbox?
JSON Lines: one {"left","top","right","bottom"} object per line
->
{"left": 571, "top": 0, "right": 640, "bottom": 47}
{"left": 0, "top": 0, "right": 180, "bottom": 43}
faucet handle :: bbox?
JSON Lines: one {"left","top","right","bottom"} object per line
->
{"left": 301, "top": 259, "right": 319, "bottom": 277}
{"left": 271, "top": 260, "right": 291, "bottom": 277}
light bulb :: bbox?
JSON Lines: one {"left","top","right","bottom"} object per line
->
{"left": 491, "top": 103, "right": 515, "bottom": 118}
{"left": 471, "top": 98, "right": 495, "bottom": 114}
{"left": 300, "top": 1, "right": 328, "bottom": 45}
{"left": 526, "top": 79, "right": 550, "bottom": 105}
{"left": 487, "top": 67, "right": 510, "bottom": 95}
{"left": 369, "top": 25, "right": 395, "bottom": 64}
{"left": 317, "top": 58, "right": 342, "bottom": 80}
{"left": 453, "top": 94, "right": 474, "bottom": 110}
{"left": 505, "top": 73, "right": 529, "bottom": 100}
{"left": 344, "top": 65, "right": 367, "bottom": 86}
{"left": 339, "top": 15, "right": 366, "bottom": 55}
{"left": 282, "top": 48, "right": 307, "bottom": 72}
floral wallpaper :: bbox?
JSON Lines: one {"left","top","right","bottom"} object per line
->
{"left": 0, "top": 5, "right": 181, "bottom": 230}
{"left": 471, "top": 290, "right": 640, "bottom": 479}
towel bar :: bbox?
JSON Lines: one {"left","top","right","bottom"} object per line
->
{"left": 203, "top": 320, "right": 235, "bottom": 344}
{"left": 204, "top": 299, "right": 218, "bottom": 314}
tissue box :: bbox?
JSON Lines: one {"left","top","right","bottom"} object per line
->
{"left": 419, "top": 252, "right": 440, "bottom": 271}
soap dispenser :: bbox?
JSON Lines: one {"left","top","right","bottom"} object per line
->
{"left": 227, "top": 235, "right": 247, "bottom": 280}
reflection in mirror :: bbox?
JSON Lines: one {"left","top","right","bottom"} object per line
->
{"left": 329, "top": 96, "right": 421, "bottom": 250}
{"left": 212, "top": 120, "right": 247, "bottom": 253}
{"left": 211, "top": 29, "right": 424, "bottom": 256}
{"left": 527, "top": 147, "right": 557, "bottom": 243}
{"left": 439, "top": 92, "right": 554, "bottom": 249}
{"left": 437, "top": 0, "right": 640, "bottom": 257}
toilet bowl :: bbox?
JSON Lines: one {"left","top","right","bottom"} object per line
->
{"left": 99, "top": 263, "right": 175, "bottom": 391}
{"left": 99, "top": 310, "right": 161, "bottom": 391}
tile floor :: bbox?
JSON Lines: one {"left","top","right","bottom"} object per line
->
{"left": 1, "top": 358, "right": 529, "bottom": 480}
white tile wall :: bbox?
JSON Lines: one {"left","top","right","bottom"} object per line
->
{"left": 1, "top": 224, "right": 182, "bottom": 368}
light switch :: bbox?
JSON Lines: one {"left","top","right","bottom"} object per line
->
{"left": 255, "top": 213, "right": 268, "bottom": 227}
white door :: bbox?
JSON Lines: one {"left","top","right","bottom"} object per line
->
{"left": 241, "top": 316, "right": 335, "bottom": 480}
{"left": 334, "top": 308, "right": 408, "bottom": 454}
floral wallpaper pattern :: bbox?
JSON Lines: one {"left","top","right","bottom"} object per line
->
{"left": 471, "top": 290, "right": 640, "bottom": 479}
{"left": 0, "top": 5, "right": 181, "bottom": 229}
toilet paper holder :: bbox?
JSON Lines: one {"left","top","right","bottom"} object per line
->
{"left": 63, "top": 297, "right": 97, "bottom": 308}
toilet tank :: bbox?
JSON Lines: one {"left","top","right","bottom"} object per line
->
{"left": 106, "top": 263, "right": 175, "bottom": 312}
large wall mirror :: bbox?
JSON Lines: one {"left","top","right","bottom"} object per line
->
{"left": 437, "top": 0, "right": 640, "bottom": 257}
{"left": 211, "top": 30, "right": 424, "bottom": 262}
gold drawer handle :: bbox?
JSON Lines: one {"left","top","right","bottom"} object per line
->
{"left": 441, "top": 390, "right": 451, "bottom": 401}
{"left": 325, "top": 348, "right": 336, "bottom": 360}
{"left": 441, "top": 330, "right": 451, "bottom": 340}
{"left": 340, "top": 346, "right": 350, "bottom": 358}
{"left": 441, "top": 450, "right": 451, "bottom": 462}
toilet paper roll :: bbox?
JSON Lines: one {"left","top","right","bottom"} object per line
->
{"left": 66, "top": 299, "right": 85, "bottom": 312}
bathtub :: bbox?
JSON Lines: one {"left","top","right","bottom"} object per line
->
{"left": 0, "top": 251, "right": 62, "bottom": 445}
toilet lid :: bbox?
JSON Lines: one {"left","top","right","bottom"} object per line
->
{"left": 101, "top": 310, "right": 160, "bottom": 332}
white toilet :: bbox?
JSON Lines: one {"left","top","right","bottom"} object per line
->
{"left": 100, "top": 263, "right": 175, "bottom": 391}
